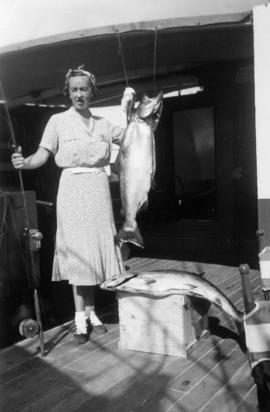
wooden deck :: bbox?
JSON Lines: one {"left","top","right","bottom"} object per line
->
{"left": 0, "top": 257, "right": 263, "bottom": 412}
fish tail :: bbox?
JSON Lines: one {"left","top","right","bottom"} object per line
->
{"left": 116, "top": 223, "right": 144, "bottom": 248}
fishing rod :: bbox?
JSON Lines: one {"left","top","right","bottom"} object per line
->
{"left": 0, "top": 80, "right": 45, "bottom": 356}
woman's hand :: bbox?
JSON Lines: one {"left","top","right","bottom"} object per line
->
{"left": 121, "top": 87, "right": 136, "bottom": 117}
{"left": 123, "top": 87, "right": 135, "bottom": 99}
{"left": 11, "top": 146, "right": 50, "bottom": 170}
{"left": 11, "top": 146, "right": 25, "bottom": 169}
{"left": 122, "top": 87, "right": 136, "bottom": 104}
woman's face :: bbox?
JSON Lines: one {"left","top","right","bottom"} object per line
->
{"left": 68, "top": 75, "right": 93, "bottom": 112}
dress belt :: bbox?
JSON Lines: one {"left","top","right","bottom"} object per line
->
{"left": 66, "top": 167, "right": 105, "bottom": 174}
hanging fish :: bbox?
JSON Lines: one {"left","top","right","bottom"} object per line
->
{"left": 116, "top": 90, "right": 163, "bottom": 248}
{"left": 101, "top": 269, "right": 243, "bottom": 324}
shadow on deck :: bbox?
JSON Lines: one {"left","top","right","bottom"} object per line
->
{"left": 0, "top": 257, "right": 264, "bottom": 412}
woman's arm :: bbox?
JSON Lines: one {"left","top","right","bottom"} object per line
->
{"left": 11, "top": 146, "right": 51, "bottom": 170}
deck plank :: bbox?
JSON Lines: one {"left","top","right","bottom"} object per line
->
{"left": 197, "top": 362, "right": 256, "bottom": 412}
{"left": 0, "top": 258, "right": 263, "bottom": 412}
{"left": 165, "top": 344, "right": 253, "bottom": 411}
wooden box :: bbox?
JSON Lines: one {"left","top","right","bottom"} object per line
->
{"left": 117, "top": 292, "right": 209, "bottom": 357}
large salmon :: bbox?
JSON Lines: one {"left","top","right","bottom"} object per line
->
{"left": 116, "top": 91, "right": 163, "bottom": 248}
{"left": 101, "top": 270, "right": 243, "bottom": 324}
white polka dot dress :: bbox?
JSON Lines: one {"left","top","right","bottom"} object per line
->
{"left": 52, "top": 169, "right": 123, "bottom": 285}
{"left": 38, "top": 107, "right": 125, "bottom": 286}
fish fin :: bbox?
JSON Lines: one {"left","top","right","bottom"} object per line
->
{"left": 138, "top": 199, "right": 148, "bottom": 213}
{"left": 111, "top": 152, "right": 120, "bottom": 176}
{"left": 185, "top": 284, "right": 197, "bottom": 290}
{"left": 137, "top": 194, "right": 149, "bottom": 213}
{"left": 151, "top": 177, "right": 156, "bottom": 190}
{"left": 116, "top": 223, "right": 144, "bottom": 248}
{"left": 152, "top": 101, "right": 163, "bottom": 131}
{"left": 102, "top": 273, "right": 138, "bottom": 290}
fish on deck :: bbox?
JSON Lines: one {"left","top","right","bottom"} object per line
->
{"left": 116, "top": 90, "right": 163, "bottom": 248}
{"left": 102, "top": 269, "right": 244, "bottom": 326}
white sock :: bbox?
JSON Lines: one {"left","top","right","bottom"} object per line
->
{"left": 75, "top": 311, "right": 87, "bottom": 333}
{"left": 90, "top": 311, "right": 103, "bottom": 326}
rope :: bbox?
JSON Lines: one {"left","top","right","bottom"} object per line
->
{"left": 116, "top": 31, "right": 129, "bottom": 87}
{"left": 152, "top": 27, "right": 158, "bottom": 96}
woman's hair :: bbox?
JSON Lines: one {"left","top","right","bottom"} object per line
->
{"left": 63, "top": 65, "right": 97, "bottom": 97}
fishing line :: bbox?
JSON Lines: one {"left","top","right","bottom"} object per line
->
{"left": 152, "top": 27, "right": 158, "bottom": 96}
{"left": 116, "top": 31, "right": 129, "bottom": 87}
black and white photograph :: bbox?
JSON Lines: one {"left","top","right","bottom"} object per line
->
{"left": 1, "top": 1, "right": 270, "bottom": 411}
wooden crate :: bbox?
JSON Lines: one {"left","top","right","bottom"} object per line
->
{"left": 117, "top": 292, "right": 209, "bottom": 357}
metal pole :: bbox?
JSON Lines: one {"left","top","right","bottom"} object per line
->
{"left": 256, "top": 229, "right": 265, "bottom": 253}
{"left": 239, "top": 263, "right": 256, "bottom": 314}
{"left": 33, "top": 289, "right": 45, "bottom": 356}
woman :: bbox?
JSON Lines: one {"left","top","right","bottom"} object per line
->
{"left": 12, "top": 66, "right": 129, "bottom": 344}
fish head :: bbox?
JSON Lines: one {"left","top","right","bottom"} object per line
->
{"left": 136, "top": 92, "right": 163, "bottom": 124}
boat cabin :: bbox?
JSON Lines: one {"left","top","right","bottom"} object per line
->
{"left": 0, "top": 1, "right": 269, "bottom": 348}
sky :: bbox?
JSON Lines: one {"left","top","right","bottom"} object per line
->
{"left": 0, "top": 0, "right": 264, "bottom": 49}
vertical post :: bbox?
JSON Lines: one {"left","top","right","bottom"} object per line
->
{"left": 239, "top": 264, "right": 256, "bottom": 314}
{"left": 256, "top": 229, "right": 265, "bottom": 253}
{"left": 256, "top": 229, "right": 270, "bottom": 300}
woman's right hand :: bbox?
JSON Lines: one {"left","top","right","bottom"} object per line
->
{"left": 11, "top": 146, "right": 25, "bottom": 169}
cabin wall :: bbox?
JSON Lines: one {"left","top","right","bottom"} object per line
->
{"left": 139, "top": 61, "right": 258, "bottom": 266}
{"left": 0, "top": 60, "right": 258, "bottom": 347}
{"left": 3, "top": 62, "right": 258, "bottom": 267}
{"left": 233, "top": 80, "right": 258, "bottom": 252}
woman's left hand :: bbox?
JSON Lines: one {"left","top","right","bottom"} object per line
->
{"left": 121, "top": 87, "right": 136, "bottom": 112}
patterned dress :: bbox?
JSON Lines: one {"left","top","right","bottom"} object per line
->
{"left": 39, "top": 107, "right": 124, "bottom": 285}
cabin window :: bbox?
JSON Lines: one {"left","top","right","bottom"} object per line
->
{"left": 173, "top": 106, "right": 216, "bottom": 220}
